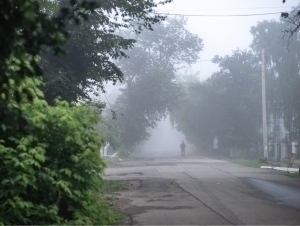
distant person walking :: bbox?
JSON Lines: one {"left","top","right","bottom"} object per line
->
{"left": 180, "top": 141, "right": 186, "bottom": 157}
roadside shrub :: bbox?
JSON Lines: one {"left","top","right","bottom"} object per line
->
{"left": 258, "top": 157, "right": 268, "bottom": 164}
{"left": 0, "top": 78, "right": 113, "bottom": 225}
{"left": 117, "top": 148, "right": 132, "bottom": 158}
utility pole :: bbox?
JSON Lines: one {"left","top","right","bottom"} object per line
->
{"left": 262, "top": 49, "right": 268, "bottom": 159}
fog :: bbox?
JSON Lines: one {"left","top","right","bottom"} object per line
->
{"left": 133, "top": 116, "right": 195, "bottom": 158}
{"left": 8, "top": 1, "right": 300, "bottom": 224}
{"left": 97, "top": 0, "right": 300, "bottom": 158}
{"left": 157, "top": 0, "right": 299, "bottom": 80}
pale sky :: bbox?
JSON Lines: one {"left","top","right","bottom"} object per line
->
{"left": 157, "top": 0, "right": 300, "bottom": 80}
{"left": 102, "top": 0, "right": 300, "bottom": 103}
{"left": 100, "top": 0, "right": 300, "bottom": 152}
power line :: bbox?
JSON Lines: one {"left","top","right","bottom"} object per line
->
{"left": 153, "top": 11, "right": 286, "bottom": 17}
{"left": 104, "top": 93, "right": 111, "bottom": 106}
{"left": 195, "top": 60, "right": 212, "bottom": 62}
{"left": 177, "top": 82, "right": 201, "bottom": 84}
{"left": 105, "top": 92, "right": 115, "bottom": 103}
{"left": 156, "top": 6, "right": 294, "bottom": 12}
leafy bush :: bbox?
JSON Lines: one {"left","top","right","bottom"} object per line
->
{"left": 258, "top": 157, "right": 268, "bottom": 164}
{"left": 95, "top": 114, "right": 121, "bottom": 150}
{"left": 0, "top": 78, "right": 118, "bottom": 225}
{"left": 117, "top": 148, "right": 132, "bottom": 159}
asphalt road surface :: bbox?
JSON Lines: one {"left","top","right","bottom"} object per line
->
{"left": 105, "top": 156, "right": 300, "bottom": 225}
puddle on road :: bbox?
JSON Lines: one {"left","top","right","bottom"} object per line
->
{"left": 246, "top": 178, "right": 300, "bottom": 211}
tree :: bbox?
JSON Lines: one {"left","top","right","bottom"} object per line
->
{"left": 41, "top": 0, "right": 173, "bottom": 104}
{"left": 115, "top": 67, "right": 182, "bottom": 147}
{"left": 171, "top": 50, "right": 261, "bottom": 155}
{"left": 113, "top": 16, "right": 203, "bottom": 148}
{"left": 41, "top": 17, "right": 133, "bottom": 104}
{"left": 0, "top": 1, "right": 108, "bottom": 224}
{"left": 170, "top": 76, "right": 215, "bottom": 150}
{"left": 96, "top": 111, "right": 121, "bottom": 150}
{"left": 0, "top": 0, "right": 172, "bottom": 223}
{"left": 0, "top": 0, "right": 100, "bottom": 139}
{"left": 211, "top": 51, "right": 261, "bottom": 151}
{"left": 0, "top": 77, "right": 119, "bottom": 224}
{"left": 250, "top": 20, "right": 300, "bottom": 142}
{"left": 281, "top": 1, "right": 300, "bottom": 38}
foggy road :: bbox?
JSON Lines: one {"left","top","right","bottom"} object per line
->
{"left": 105, "top": 156, "right": 300, "bottom": 225}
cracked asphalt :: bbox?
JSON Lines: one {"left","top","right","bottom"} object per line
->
{"left": 105, "top": 156, "right": 300, "bottom": 225}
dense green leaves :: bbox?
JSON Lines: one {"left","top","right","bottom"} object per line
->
{"left": 0, "top": 78, "right": 109, "bottom": 224}
{"left": 0, "top": 0, "right": 102, "bottom": 158}
{"left": 0, "top": 0, "right": 99, "bottom": 86}
{"left": 96, "top": 113, "right": 121, "bottom": 150}
{"left": 42, "top": 0, "right": 173, "bottom": 104}
{"left": 0, "top": 0, "right": 176, "bottom": 224}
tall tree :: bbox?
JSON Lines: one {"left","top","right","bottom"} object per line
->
{"left": 113, "top": 16, "right": 203, "bottom": 148}
{"left": 0, "top": 0, "right": 104, "bottom": 153}
{"left": 0, "top": 0, "right": 176, "bottom": 222}
{"left": 210, "top": 51, "right": 261, "bottom": 150}
{"left": 171, "top": 50, "right": 261, "bottom": 154}
{"left": 250, "top": 20, "right": 300, "bottom": 142}
{"left": 0, "top": 0, "right": 121, "bottom": 224}
{"left": 41, "top": 0, "right": 173, "bottom": 104}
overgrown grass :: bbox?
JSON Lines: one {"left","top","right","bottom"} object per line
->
{"left": 226, "top": 158, "right": 269, "bottom": 168}
{"left": 104, "top": 152, "right": 137, "bottom": 168}
{"left": 286, "top": 172, "right": 300, "bottom": 178}
{"left": 105, "top": 159, "right": 120, "bottom": 168}
{"left": 101, "top": 180, "right": 129, "bottom": 193}
{"left": 99, "top": 180, "right": 130, "bottom": 225}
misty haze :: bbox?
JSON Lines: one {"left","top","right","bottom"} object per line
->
{"left": 134, "top": 116, "right": 197, "bottom": 158}
{"left": 2, "top": 0, "right": 300, "bottom": 225}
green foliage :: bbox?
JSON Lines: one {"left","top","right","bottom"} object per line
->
{"left": 96, "top": 112, "right": 121, "bottom": 150}
{"left": 286, "top": 172, "right": 300, "bottom": 178}
{"left": 0, "top": 1, "right": 110, "bottom": 223}
{"left": 101, "top": 180, "right": 129, "bottom": 194}
{"left": 41, "top": 13, "right": 135, "bottom": 104}
{"left": 171, "top": 50, "right": 261, "bottom": 152}
{"left": 0, "top": 1, "right": 105, "bottom": 198}
{"left": 250, "top": 20, "right": 300, "bottom": 143}
{"left": 0, "top": 0, "right": 176, "bottom": 224}
{"left": 258, "top": 157, "right": 268, "bottom": 164}
{"left": 0, "top": 0, "right": 103, "bottom": 146}
{"left": 227, "top": 158, "right": 268, "bottom": 168}
{"left": 41, "top": 0, "right": 174, "bottom": 104}
{"left": 98, "top": 180, "right": 132, "bottom": 225}
{"left": 0, "top": 0, "right": 100, "bottom": 90}
{"left": 114, "top": 16, "right": 203, "bottom": 148}
{"left": 0, "top": 78, "right": 118, "bottom": 225}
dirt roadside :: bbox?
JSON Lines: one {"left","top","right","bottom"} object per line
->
{"left": 109, "top": 180, "right": 141, "bottom": 225}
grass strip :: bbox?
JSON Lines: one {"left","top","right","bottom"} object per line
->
{"left": 226, "top": 158, "right": 268, "bottom": 168}
{"left": 99, "top": 180, "right": 130, "bottom": 225}
{"left": 286, "top": 172, "right": 300, "bottom": 178}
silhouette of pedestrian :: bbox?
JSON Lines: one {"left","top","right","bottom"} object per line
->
{"left": 180, "top": 141, "right": 186, "bottom": 157}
